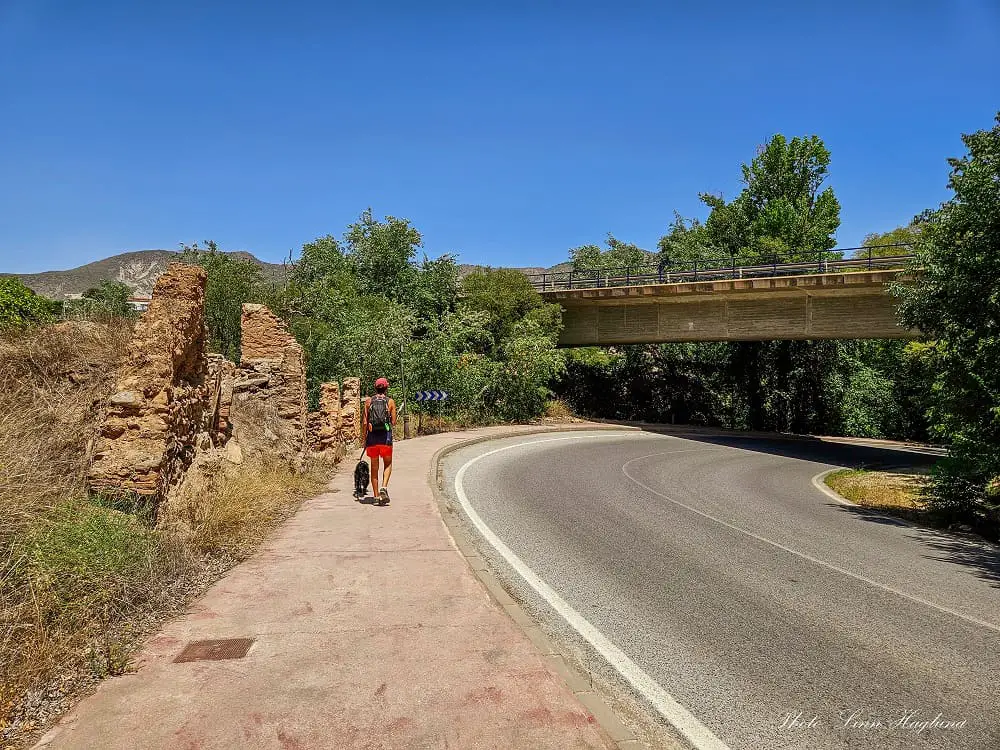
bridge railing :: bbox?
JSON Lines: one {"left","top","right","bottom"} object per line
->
{"left": 528, "top": 244, "right": 916, "bottom": 292}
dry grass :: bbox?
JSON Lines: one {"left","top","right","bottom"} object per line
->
{"left": 177, "top": 457, "right": 329, "bottom": 557}
{"left": 543, "top": 398, "right": 575, "bottom": 420}
{"left": 0, "top": 321, "right": 133, "bottom": 539}
{"left": 0, "top": 322, "right": 332, "bottom": 748}
{"left": 0, "top": 320, "right": 147, "bottom": 738}
{"left": 825, "top": 468, "right": 929, "bottom": 521}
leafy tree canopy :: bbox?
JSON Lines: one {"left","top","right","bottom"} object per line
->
{"left": 657, "top": 212, "right": 713, "bottom": 266}
{"left": 344, "top": 208, "right": 423, "bottom": 303}
{"left": 569, "top": 234, "right": 651, "bottom": 272}
{"left": 460, "top": 267, "right": 546, "bottom": 347}
{"left": 698, "top": 134, "right": 841, "bottom": 262}
{"left": 179, "top": 240, "right": 268, "bottom": 360}
{"left": 855, "top": 223, "right": 922, "bottom": 258}
{"left": 82, "top": 280, "right": 133, "bottom": 319}
{"left": 0, "top": 278, "right": 51, "bottom": 330}
{"left": 896, "top": 113, "right": 1000, "bottom": 529}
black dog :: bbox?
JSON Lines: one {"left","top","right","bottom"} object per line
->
{"left": 353, "top": 459, "right": 370, "bottom": 499}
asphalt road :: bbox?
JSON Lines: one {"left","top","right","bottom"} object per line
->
{"left": 442, "top": 430, "right": 1000, "bottom": 750}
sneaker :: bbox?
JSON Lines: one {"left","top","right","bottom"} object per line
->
{"left": 379, "top": 487, "right": 390, "bottom": 505}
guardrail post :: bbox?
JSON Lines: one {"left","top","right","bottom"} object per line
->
{"left": 626, "top": 267, "right": 630, "bottom": 286}
{"left": 693, "top": 260, "right": 699, "bottom": 282}
{"left": 569, "top": 271, "right": 574, "bottom": 289}
{"left": 868, "top": 246, "right": 873, "bottom": 270}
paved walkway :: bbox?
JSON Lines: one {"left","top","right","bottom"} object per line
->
{"left": 36, "top": 428, "right": 615, "bottom": 750}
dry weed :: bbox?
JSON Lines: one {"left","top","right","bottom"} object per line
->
{"left": 825, "top": 468, "right": 928, "bottom": 515}
{"left": 0, "top": 320, "right": 140, "bottom": 739}
{"left": 181, "top": 458, "right": 329, "bottom": 557}
{"left": 543, "top": 398, "right": 575, "bottom": 421}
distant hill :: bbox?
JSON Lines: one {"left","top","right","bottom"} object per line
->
{"left": 457, "top": 261, "right": 574, "bottom": 278}
{"left": 4, "top": 249, "right": 580, "bottom": 299}
{"left": 5, "top": 250, "right": 287, "bottom": 298}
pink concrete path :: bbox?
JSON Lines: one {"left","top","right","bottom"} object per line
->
{"left": 36, "top": 427, "right": 615, "bottom": 750}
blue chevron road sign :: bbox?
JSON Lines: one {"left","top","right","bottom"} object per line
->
{"left": 414, "top": 390, "right": 449, "bottom": 402}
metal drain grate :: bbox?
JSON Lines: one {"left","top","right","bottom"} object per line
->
{"left": 173, "top": 637, "right": 255, "bottom": 663}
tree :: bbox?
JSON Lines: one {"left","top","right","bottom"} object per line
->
{"left": 657, "top": 212, "right": 713, "bottom": 267}
{"left": 410, "top": 254, "right": 459, "bottom": 327}
{"left": 698, "top": 135, "right": 845, "bottom": 430}
{"left": 701, "top": 134, "right": 841, "bottom": 262}
{"left": 344, "top": 208, "right": 422, "bottom": 303}
{"left": 895, "top": 113, "right": 1000, "bottom": 533}
{"left": 570, "top": 234, "right": 651, "bottom": 271}
{"left": 82, "top": 280, "right": 133, "bottom": 319}
{"left": 0, "top": 278, "right": 51, "bottom": 330}
{"left": 855, "top": 223, "right": 921, "bottom": 258}
{"left": 179, "top": 241, "right": 267, "bottom": 360}
{"left": 459, "top": 268, "right": 546, "bottom": 347}
{"left": 286, "top": 218, "right": 563, "bottom": 423}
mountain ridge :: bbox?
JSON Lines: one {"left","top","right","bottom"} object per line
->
{"left": 3, "top": 250, "right": 288, "bottom": 298}
{"left": 5, "top": 250, "right": 575, "bottom": 298}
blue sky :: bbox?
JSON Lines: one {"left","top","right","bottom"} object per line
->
{"left": 1, "top": 0, "right": 998, "bottom": 274}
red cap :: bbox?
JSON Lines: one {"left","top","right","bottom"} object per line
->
{"left": 374, "top": 377, "right": 389, "bottom": 389}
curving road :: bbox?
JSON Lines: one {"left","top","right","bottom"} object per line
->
{"left": 442, "top": 430, "right": 1000, "bottom": 750}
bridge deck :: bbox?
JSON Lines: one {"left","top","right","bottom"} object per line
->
{"left": 541, "top": 269, "right": 918, "bottom": 346}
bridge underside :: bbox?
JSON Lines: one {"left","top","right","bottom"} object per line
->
{"left": 543, "top": 270, "right": 918, "bottom": 347}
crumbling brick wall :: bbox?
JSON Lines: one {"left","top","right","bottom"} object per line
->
{"left": 231, "top": 304, "right": 307, "bottom": 465}
{"left": 88, "top": 264, "right": 212, "bottom": 500}
{"left": 311, "top": 381, "right": 342, "bottom": 453}
{"left": 339, "top": 377, "right": 361, "bottom": 447}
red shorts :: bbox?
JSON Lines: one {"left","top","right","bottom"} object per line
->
{"left": 366, "top": 444, "right": 393, "bottom": 461}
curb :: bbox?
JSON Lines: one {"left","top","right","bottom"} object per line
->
{"left": 810, "top": 468, "right": 857, "bottom": 507}
{"left": 427, "top": 425, "right": 653, "bottom": 750}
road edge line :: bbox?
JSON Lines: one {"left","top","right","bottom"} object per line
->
{"left": 428, "top": 425, "right": 653, "bottom": 750}
{"left": 432, "top": 429, "right": 731, "bottom": 750}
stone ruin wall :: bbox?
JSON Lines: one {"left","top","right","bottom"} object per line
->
{"left": 88, "top": 264, "right": 358, "bottom": 515}
{"left": 339, "top": 377, "right": 361, "bottom": 447}
{"left": 230, "top": 304, "right": 308, "bottom": 465}
{"left": 88, "top": 264, "right": 214, "bottom": 500}
{"left": 311, "top": 381, "right": 342, "bottom": 455}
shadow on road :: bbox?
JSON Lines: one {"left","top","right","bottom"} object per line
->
{"left": 627, "top": 424, "right": 942, "bottom": 470}
{"left": 615, "top": 423, "right": 1000, "bottom": 586}
{"left": 921, "top": 533, "right": 1000, "bottom": 587}
{"left": 834, "top": 504, "right": 1000, "bottom": 588}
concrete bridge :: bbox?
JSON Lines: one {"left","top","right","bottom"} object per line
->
{"left": 539, "top": 269, "right": 917, "bottom": 347}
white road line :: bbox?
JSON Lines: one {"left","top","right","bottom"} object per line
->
{"left": 455, "top": 435, "right": 733, "bottom": 750}
{"left": 622, "top": 453, "right": 1000, "bottom": 635}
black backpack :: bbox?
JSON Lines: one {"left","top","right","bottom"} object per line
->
{"left": 368, "top": 394, "right": 391, "bottom": 433}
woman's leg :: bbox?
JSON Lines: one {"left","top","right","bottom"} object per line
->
{"left": 382, "top": 455, "right": 392, "bottom": 488}
{"left": 369, "top": 454, "right": 379, "bottom": 497}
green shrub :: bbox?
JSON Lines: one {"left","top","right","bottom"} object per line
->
{"left": 0, "top": 278, "right": 51, "bottom": 330}
{"left": 21, "top": 501, "right": 165, "bottom": 628}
